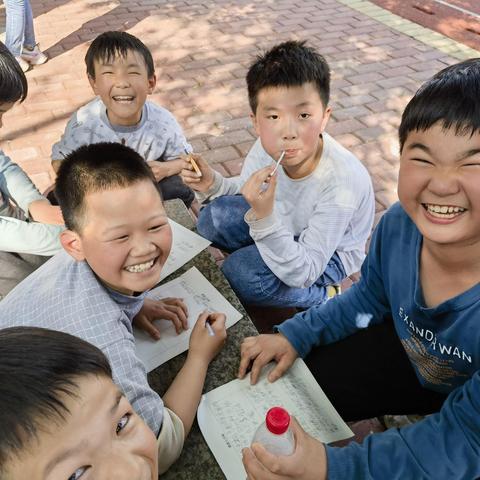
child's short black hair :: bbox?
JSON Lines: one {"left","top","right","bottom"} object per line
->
{"left": 399, "top": 58, "right": 480, "bottom": 152}
{"left": 0, "top": 41, "right": 28, "bottom": 103}
{"left": 85, "top": 31, "right": 155, "bottom": 79}
{"left": 246, "top": 40, "right": 330, "bottom": 113}
{"left": 0, "top": 327, "right": 112, "bottom": 475}
{"left": 55, "top": 142, "right": 160, "bottom": 232}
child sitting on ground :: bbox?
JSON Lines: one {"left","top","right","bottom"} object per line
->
{"left": 181, "top": 41, "right": 375, "bottom": 309}
{"left": 0, "top": 326, "right": 159, "bottom": 479}
{"left": 0, "top": 142, "right": 227, "bottom": 473}
{"left": 0, "top": 41, "right": 63, "bottom": 299}
{"left": 51, "top": 30, "right": 194, "bottom": 207}
{"left": 239, "top": 58, "right": 480, "bottom": 480}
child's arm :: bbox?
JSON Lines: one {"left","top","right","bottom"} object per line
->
{"left": 162, "top": 311, "right": 227, "bottom": 435}
{"left": 324, "top": 374, "right": 480, "bottom": 479}
{"left": 0, "top": 216, "right": 63, "bottom": 255}
{"left": 147, "top": 158, "right": 190, "bottom": 182}
{"left": 238, "top": 214, "right": 391, "bottom": 383}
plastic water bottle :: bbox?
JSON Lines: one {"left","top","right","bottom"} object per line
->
{"left": 251, "top": 406, "right": 295, "bottom": 456}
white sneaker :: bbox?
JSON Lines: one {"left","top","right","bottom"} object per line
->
{"left": 15, "top": 56, "right": 30, "bottom": 72}
{"left": 21, "top": 44, "right": 48, "bottom": 66}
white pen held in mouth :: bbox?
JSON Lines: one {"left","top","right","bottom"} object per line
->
{"left": 268, "top": 150, "right": 285, "bottom": 177}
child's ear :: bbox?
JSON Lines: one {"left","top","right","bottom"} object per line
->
{"left": 88, "top": 74, "right": 98, "bottom": 94}
{"left": 320, "top": 106, "right": 332, "bottom": 133}
{"left": 147, "top": 74, "right": 157, "bottom": 94}
{"left": 60, "top": 230, "right": 86, "bottom": 262}
{"left": 250, "top": 112, "right": 259, "bottom": 135}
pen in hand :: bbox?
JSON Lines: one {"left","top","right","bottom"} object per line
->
{"left": 183, "top": 142, "right": 202, "bottom": 177}
{"left": 203, "top": 309, "right": 216, "bottom": 336}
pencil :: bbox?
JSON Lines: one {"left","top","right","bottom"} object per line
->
{"left": 189, "top": 155, "right": 202, "bottom": 177}
{"left": 206, "top": 319, "right": 215, "bottom": 336}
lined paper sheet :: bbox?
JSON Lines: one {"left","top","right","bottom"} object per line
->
{"left": 134, "top": 267, "right": 242, "bottom": 371}
{"left": 160, "top": 220, "right": 211, "bottom": 281}
{"left": 197, "top": 359, "right": 353, "bottom": 480}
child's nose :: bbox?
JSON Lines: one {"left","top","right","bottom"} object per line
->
{"left": 428, "top": 169, "right": 460, "bottom": 196}
{"left": 281, "top": 118, "right": 297, "bottom": 140}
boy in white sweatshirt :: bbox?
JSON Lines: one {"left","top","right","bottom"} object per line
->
{"left": 182, "top": 41, "right": 374, "bottom": 308}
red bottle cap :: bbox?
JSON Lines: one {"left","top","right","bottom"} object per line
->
{"left": 266, "top": 407, "right": 290, "bottom": 435}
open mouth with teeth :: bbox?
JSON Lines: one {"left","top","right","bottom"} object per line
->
{"left": 112, "top": 95, "right": 135, "bottom": 103}
{"left": 124, "top": 256, "right": 158, "bottom": 273}
{"left": 422, "top": 203, "right": 466, "bottom": 219}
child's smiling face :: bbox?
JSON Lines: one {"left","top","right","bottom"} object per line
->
{"left": 398, "top": 122, "right": 480, "bottom": 248}
{"left": 6, "top": 374, "right": 158, "bottom": 480}
{"left": 251, "top": 82, "right": 331, "bottom": 179}
{"left": 89, "top": 49, "right": 156, "bottom": 127}
{"left": 62, "top": 179, "right": 171, "bottom": 296}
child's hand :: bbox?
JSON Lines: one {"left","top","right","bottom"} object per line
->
{"left": 28, "top": 200, "right": 64, "bottom": 225}
{"left": 147, "top": 159, "right": 190, "bottom": 181}
{"left": 241, "top": 166, "right": 277, "bottom": 219}
{"left": 180, "top": 154, "right": 215, "bottom": 192}
{"left": 188, "top": 311, "right": 227, "bottom": 364}
{"left": 242, "top": 417, "right": 327, "bottom": 480}
{"left": 133, "top": 297, "right": 189, "bottom": 339}
{"left": 238, "top": 333, "right": 298, "bottom": 384}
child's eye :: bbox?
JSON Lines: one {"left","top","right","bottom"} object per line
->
{"left": 116, "top": 413, "right": 131, "bottom": 434}
{"left": 267, "top": 115, "right": 278, "bottom": 120}
{"left": 68, "top": 466, "right": 88, "bottom": 480}
{"left": 113, "top": 235, "right": 129, "bottom": 242}
{"left": 128, "top": 71, "right": 141, "bottom": 75}
{"left": 299, "top": 113, "right": 311, "bottom": 119}
{"left": 102, "top": 71, "right": 113, "bottom": 75}
{"left": 411, "top": 158, "right": 433, "bottom": 165}
{"left": 149, "top": 224, "right": 165, "bottom": 232}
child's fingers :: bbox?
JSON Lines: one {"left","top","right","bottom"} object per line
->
{"left": 208, "top": 312, "right": 227, "bottom": 336}
{"left": 162, "top": 297, "right": 188, "bottom": 317}
{"left": 136, "top": 316, "right": 161, "bottom": 340}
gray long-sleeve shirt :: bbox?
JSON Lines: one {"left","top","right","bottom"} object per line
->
{"left": 0, "top": 250, "right": 164, "bottom": 434}
{"left": 0, "top": 150, "right": 62, "bottom": 255}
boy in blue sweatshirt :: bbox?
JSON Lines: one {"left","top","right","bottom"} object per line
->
{"left": 238, "top": 58, "right": 480, "bottom": 480}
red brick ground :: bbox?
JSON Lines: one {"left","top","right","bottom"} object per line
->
{"left": 1, "top": 0, "right": 469, "bottom": 221}
{"left": 371, "top": 0, "right": 480, "bottom": 51}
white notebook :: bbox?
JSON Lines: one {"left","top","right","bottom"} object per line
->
{"left": 160, "top": 219, "right": 211, "bottom": 281}
{"left": 197, "top": 359, "right": 353, "bottom": 480}
{"left": 134, "top": 267, "right": 243, "bottom": 371}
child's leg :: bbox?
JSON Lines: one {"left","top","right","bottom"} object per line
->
{"left": 304, "top": 320, "right": 447, "bottom": 421}
{"left": 157, "top": 174, "right": 194, "bottom": 208}
{"left": 4, "top": 0, "right": 27, "bottom": 57}
{"left": 197, "top": 195, "right": 253, "bottom": 252}
{"left": 221, "top": 244, "right": 339, "bottom": 308}
{"left": 0, "top": 251, "right": 48, "bottom": 300}
{"left": 22, "top": 0, "right": 36, "bottom": 49}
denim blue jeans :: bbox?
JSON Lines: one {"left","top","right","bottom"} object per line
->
{"left": 197, "top": 195, "right": 347, "bottom": 308}
{"left": 5, "top": 0, "right": 36, "bottom": 57}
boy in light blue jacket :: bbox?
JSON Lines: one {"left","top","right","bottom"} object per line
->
{"left": 0, "top": 41, "right": 63, "bottom": 298}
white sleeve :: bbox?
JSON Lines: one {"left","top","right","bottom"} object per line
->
{"left": 0, "top": 216, "right": 63, "bottom": 255}
{"left": 51, "top": 112, "right": 83, "bottom": 161}
{"left": 246, "top": 202, "right": 356, "bottom": 288}
{"left": 195, "top": 138, "right": 270, "bottom": 203}
{"left": 156, "top": 407, "right": 185, "bottom": 474}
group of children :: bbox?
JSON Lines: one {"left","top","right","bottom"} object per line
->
{"left": 0, "top": 26, "right": 478, "bottom": 480}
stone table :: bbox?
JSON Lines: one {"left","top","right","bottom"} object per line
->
{"left": 148, "top": 199, "right": 258, "bottom": 479}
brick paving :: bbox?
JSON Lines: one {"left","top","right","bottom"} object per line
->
{"left": 0, "top": 0, "right": 478, "bottom": 225}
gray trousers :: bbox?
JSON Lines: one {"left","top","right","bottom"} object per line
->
{"left": 0, "top": 202, "right": 51, "bottom": 299}
{"left": 0, "top": 250, "right": 49, "bottom": 300}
